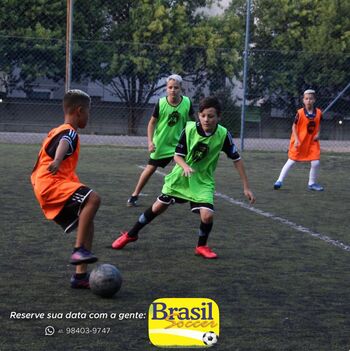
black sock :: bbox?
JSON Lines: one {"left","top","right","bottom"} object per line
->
{"left": 128, "top": 206, "right": 158, "bottom": 237}
{"left": 197, "top": 221, "right": 213, "bottom": 246}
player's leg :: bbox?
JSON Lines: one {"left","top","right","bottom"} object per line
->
{"left": 113, "top": 195, "right": 172, "bottom": 249}
{"left": 71, "top": 221, "right": 94, "bottom": 288}
{"left": 75, "top": 191, "right": 100, "bottom": 248}
{"left": 127, "top": 164, "right": 157, "bottom": 206}
{"left": 274, "top": 158, "right": 296, "bottom": 189}
{"left": 308, "top": 160, "right": 324, "bottom": 191}
{"left": 71, "top": 191, "right": 100, "bottom": 265}
{"left": 53, "top": 187, "right": 100, "bottom": 288}
{"left": 192, "top": 205, "right": 217, "bottom": 259}
{"left": 127, "top": 157, "right": 173, "bottom": 207}
{"left": 53, "top": 187, "right": 100, "bottom": 266}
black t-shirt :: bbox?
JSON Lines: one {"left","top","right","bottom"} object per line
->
{"left": 45, "top": 129, "right": 78, "bottom": 159}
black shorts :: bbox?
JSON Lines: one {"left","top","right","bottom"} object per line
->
{"left": 157, "top": 194, "right": 214, "bottom": 213}
{"left": 148, "top": 156, "right": 173, "bottom": 168}
{"left": 54, "top": 186, "right": 92, "bottom": 233}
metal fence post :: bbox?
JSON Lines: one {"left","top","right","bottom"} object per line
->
{"left": 323, "top": 81, "right": 350, "bottom": 116}
{"left": 65, "top": 0, "right": 74, "bottom": 92}
{"left": 240, "top": 0, "right": 251, "bottom": 151}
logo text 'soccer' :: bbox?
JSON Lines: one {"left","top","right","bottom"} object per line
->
{"left": 148, "top": 298, "right": 219, "bottom": 347}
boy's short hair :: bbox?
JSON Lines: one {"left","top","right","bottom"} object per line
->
{"left": 63, "top": 89, "right": 91, "bottom": 113}
{"left": 303, "top": 89, "right": 316, "bottom": 96}
{"left": 199, "top": 96, "right": 221, "bottom": 115}
{"left": 167, "top": 74, "right": 182, "bottom": 84}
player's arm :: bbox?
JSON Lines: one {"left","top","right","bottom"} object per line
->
{"left": 233, "top": 159, "right": 255, "bottom": 204}
{"left": 313, "top": 127, "right": 320, "bottom": 141}
{"left": 147, "top": 116, "right": 157, "bottom": 152}
{"left": 314, "top": 111, "right": 322, "bottom": 141}
{"left": 174, "top": 128, "right": 194, "bottom": 177}
{"left": 147, "top": 101, "right": 160, "bottom": 152}
{"left": 292, "top": 113, "right": 300, "bottom": 147}
{"left": 223, "top": 131, "right": 255, "bottom": 204}
{"left": 47, "top": 138, "right": 70, "bottom": 174}
{"left": 174, "top": 154, "right": 194, "bottom": 177}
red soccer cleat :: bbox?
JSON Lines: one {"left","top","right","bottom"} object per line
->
{"left": 195, "top": 245, "right": 218, "bottom": 259}
{"left": 112, "top": 232, "right": 138, "bottom": 250}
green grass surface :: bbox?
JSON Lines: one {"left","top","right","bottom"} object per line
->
{"left": 1, "top": 144, "right": 350, "bottom": 350}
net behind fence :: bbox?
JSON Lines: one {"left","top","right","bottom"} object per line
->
{"left": 1, "top": 1, "right": 349, "bottom": 151}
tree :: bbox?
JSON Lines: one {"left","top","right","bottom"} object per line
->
{"left": 0, "top": 0, "right": 111, "bottom": 93}
{"left": 0, "top": 0, "right": 66, "bottom": 93}
{"left": 0, "top": 0, "right": 244, "bottom": 134}
{"left": 247, "top": 0, "right": 350, "bottom": 114}
{"left": 84, "top": 0, "right": 243, "bottom": 134}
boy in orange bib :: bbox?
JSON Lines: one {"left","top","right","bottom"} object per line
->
{"left": 31, "top": 90, "right": 101, "bottom": 288}
{"left": 274, "top": 89, "right": 324, "bottom": 191}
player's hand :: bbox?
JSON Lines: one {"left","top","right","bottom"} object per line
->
{"left": 313, "top": 134, "right": 320, "bottom": 141}
{"left": 244, "top": 189, "right": 255, "bottom": 204}
{"left": 148, "top": 142, "right": 155, "bottom": 153}
{"left": 47, "top": 160, "right": 60, "bottom": 174}
{"left": 182, "top": 165, "right": 195, "bottom": 177}
{"left": 294, "top": 140, "right": 300, "bottom": 149}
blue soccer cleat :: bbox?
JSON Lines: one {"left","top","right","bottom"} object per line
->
{"left": 70, "top": 273, "right": 90, "bottom": 289}
{"left": 70, "top": 247, "right": 98, "bottom": 265}
{"left": 308, "top": 183, "right": 324, "bottom": 191}
{"left": 274, "top": 181, "right": 282, "bottom": 190}
{"left": 126, "top": 195, "right": 138, "bottom": 207}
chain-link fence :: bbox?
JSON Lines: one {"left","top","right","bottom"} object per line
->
{"left": 1, "top": 4, "right": 349, "bottom": 152}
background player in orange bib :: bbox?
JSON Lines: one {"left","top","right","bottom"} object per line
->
{"left": 31, "top": 90, "right": 101, "bottom": 289}
{"left": 274, "top": 89, "right": 324, "bottom": 191}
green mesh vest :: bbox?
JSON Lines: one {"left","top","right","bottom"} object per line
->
{"left": 162, "top": 121, "right": 227, "bottom": 204}
{"left": 150, "top": 96, "right": 191, "bottom": 160}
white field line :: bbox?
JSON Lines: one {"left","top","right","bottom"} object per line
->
{"left": 138, "top": 165, "right": 350, "bottom": 252}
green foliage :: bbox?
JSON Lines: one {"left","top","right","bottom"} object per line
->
{"left": 85, "top": 0, "right": 243, "bottom": 133}
{"left": 0, "top": 0, "right": 244, "bottom": 134}
{"left": 0, "top": 0, "right": 66, "bottom": 90}
{"left": 248, "top": 0, "right": 350, "bottom": 113}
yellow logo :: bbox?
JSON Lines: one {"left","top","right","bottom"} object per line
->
{"left": 148, "top": 298, "right": 219, "bottom": 347}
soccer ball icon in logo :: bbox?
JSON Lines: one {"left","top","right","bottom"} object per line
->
{"left": 202, "top": 331, "right": 218, "bottom": 346}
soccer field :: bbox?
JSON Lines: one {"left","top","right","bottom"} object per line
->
{"left": 1, "top": 143, "right": 350, "bottom": 351}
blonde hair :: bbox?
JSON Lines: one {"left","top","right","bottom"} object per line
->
{"left": 303, "top": 89, "right": 316, "bottom": 96}
{"left": 167, "top": 74, "right": 182, "bottom": 84}
{"left": 63, "top": 89, "right": 91, "bottom": 113}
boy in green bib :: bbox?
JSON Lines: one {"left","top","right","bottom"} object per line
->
{"left": 114, "top": 96, "right": 255, "bottom": 258}
{"left": 127, "top": 74, "right": 194, "bottom": 207}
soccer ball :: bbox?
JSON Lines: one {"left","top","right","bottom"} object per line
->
{"left": 89, "top": 264, "right": 122, "bottom": 298}
{"left": 202, "top": 331, "right": 218, "bottom": 346}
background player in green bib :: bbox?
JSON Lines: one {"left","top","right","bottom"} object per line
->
{"left": 114, "top": 96, "right": 255, "bottom": 258}
{"left": 127, "top": 74, "right": 194, "bottom": 207}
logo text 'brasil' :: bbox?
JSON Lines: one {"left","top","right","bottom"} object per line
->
{"left": 148, "top": 298, "right": 219, "bottom": 347}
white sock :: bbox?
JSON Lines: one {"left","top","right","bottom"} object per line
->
{"left": 277, "top": 159, "right": 296, "bottom": 183}
{"left": 308, "top": 160, "right": 320, "bottom": 185}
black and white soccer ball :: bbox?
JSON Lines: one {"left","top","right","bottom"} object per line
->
{"left": 202, "top": 331, "right": 218, "bottom": 346}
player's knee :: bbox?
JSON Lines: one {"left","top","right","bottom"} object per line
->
{"left": 153, "top": 200, "right": 168, "bottom": 214}
{"left": 201, "top": 211, "right": 213, "bottom": 224}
